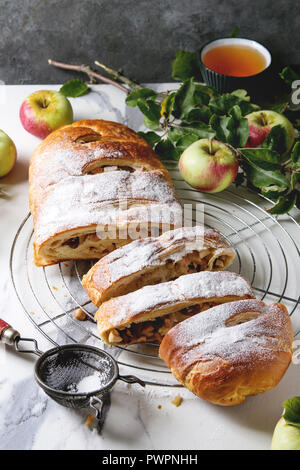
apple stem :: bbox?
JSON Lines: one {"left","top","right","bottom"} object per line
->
{"left": 260, "top": 112, "right": 268, "bottom": 126}
{"left": 208, "top": 137, "right": 213, "bottom": 155}
{"left": 48, "top": 59, "right": 130, "bottom": 94}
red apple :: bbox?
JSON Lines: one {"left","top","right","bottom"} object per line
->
{"left": 245, "top": 110, "right": 294, "bottom": 153}
{"left": 20, "top": 90, "right": 73, "bottom": 139}
{"left": 179, "top": 138, "right": 238, "bottom": 193}
{"left": 0, "top": 130, "right": 17, "bottom": 177}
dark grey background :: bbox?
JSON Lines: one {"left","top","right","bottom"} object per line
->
{"left": 0, "top": 0, "right": 299, "bottom": 84}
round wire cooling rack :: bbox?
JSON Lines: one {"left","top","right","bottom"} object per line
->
{"left": 10, "top": 162, "right": 300, "bottom": 386}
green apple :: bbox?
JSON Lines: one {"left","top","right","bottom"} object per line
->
{"left": 178, "top": 138, "right": 238, "bottom": 193}
{"left": 271, "top": 417, "right": 300, "bottom": 450}
{"left": 19, "top": 90, "right": 73, "bottom": 139}
{"left": 0, "top": 130, "right": 17, "bottom": 177}
{"left": 246, "top": 110, "right": 295, "bottom": 154}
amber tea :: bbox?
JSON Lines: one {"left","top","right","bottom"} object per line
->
{"left": 203, "top": 44, "right": 268, "bottom": 77}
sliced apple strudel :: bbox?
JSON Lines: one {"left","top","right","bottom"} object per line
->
{"left": 29, "top": 120, "right": 182, "bottom": 266}
{"left": 159, "top": 300, "right": 293, "bottom": 406}
{"left": 95, "top": 271, "right": 254, "bottom": 346}
{"left": 82, "top": 226, "right": 235, "bottom": 307}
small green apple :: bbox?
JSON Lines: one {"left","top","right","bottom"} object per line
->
{"left": 246, "top": 110, "right": 295, "bottom": 154}
{"left": 19, "top": 90, "right": 73, "bottom": 139}
{"left": 0, "top": 130, "right": 17, "bottom": 177}
{"left": 271, "top": 417, "right": 300, "bottom": 450}
{"left": 178, "top": 138, "right": 238, "bottom": 193}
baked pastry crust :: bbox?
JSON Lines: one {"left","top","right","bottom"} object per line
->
{"left": 29, "top": 120, "right": 182, "bottom": 266}
{"left": 159, "top": 299, "right": 293, "bottom": 406}
{"left": 95, "top": 271, "right": 254, "bottom": 346}
{"left": 83, "top": 226, "right": 235, "bottom": 307}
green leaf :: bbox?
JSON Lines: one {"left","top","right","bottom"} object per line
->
{"left": 126, "top": 88, "right": 157, "bottom": 107}
{"left": 261, "top": 125, "right": 288, "bottom": 154}
{"left": 174, "top": 134, "right": 199, "bottom": 153}
{"left": 240, "top": 148, "right": 282, "bottom": 165}
{"left": 282, "top": 397, "right": 300, "bottom": 427}
{"left": 209, "top": 92, "right": 259, "bottom": 116}
{"left": 175, "top": 123, "right": 215, "bottom": 140}
{"left": 209, "top": 94, "right": 239, "bottom": 115}
{"left": 268, "top": 192, "right": 297, "bottom": 214}
{"left": 59, "top": 79, "right": 89, "bottom": 97}
{"left": 182, "top": 106, "right": 212, "bottom": 124}
{"left": 155, "top": 138, "right": 181, "bottom": 160}
{"left": 231, "top": 89, "right": 250, "bottom": 101}
{"left": 209, "top": 106, "right": 249, "bottom": 147}
{"left": 209, "top": 114, "right": 227, "bottom": 141}
{"left": 138, "top": 131, "right": 161, "bottom": 147}
{"left": 228, "top": 105, "right": 249, "bottom": 147}
{"left": 231, "top": 25, "right": 240, "bottom": 37}
{"left": 291, "top": 172, "right": 300, "bottom": 188}
{"left": 196, "top": 83, "right": 219, "bottom": 97}
{"left": 291, "top": 141, "right": 300, "bottom": 169}
{"left": 261, "top": 184, "right": 287, "bottom": 201}
{"left": 173, "top": 79, "right": 198, "bottom": 119}
{"left": 194, "top": 84, "right": 212, "bottom": 104}
{"left": 137, "top": 99, "right": 161, "bottom": 130}
{"left": 241, "top": 154, "right": 290, "bottom": 190}
{"left": 279, "top": 66, "right": 300, "bottom": 86}
{"left": 160, "top": 92, "right": 176, "bottom": 119}
{"left": 172, "top": 50, "right": 202, "bottom": 81}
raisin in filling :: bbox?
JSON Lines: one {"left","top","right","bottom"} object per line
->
{"left": 62, "top": 237, "right": 80, "bottom": 249}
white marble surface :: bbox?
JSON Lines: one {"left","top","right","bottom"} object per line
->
{"left": 0, "top": 84, "right": 299, "bottom": 450}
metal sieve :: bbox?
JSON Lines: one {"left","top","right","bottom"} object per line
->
{"left": 0, "top": 319, "right": 145, "bottom": 419}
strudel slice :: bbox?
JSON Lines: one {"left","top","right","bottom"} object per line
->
{"left": 82, "top": 226, "right": 235, "bottom": 307}
{"left": 95, "top": 271, "right": 254, "bottom": 346}
{"left": 159, "top": 300, "right": 293, "bottom": 406}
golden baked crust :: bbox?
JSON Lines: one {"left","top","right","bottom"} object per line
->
{"left": 29, "top": 120, "right": 182, "bottom": 266}
{"left": 95, "top": 271, "right": 254, "bottom": 346}
{"left": 159, "top": 300, "right": 293, "bottom": 406}
{"left": 82, "top": 226, "right": 235, "bottom": 307}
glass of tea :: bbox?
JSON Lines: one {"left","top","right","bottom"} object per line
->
{"left": 200, "top": 38, "right": 272, "bottom": 97}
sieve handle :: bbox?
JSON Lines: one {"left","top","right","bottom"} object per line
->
{"left": 0, "top": 319, "right": 20, "bottom": 346}
{"left": 0, "top": 318, "right": 42, "bottom": 356}
{"left": 119, "top": 374, "right": 146, "bottom": 387}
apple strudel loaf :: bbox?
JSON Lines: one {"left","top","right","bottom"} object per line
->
{"left": 95, "top": 271, "right": 254, "bottom": 346}
{"left": 82, "top": 226, "right": 235, "bottom": 307}
{"left": 29, "top": 120, "right": 182, "bottom": 266}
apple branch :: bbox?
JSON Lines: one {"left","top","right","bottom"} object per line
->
{"left": 94, "top": 60, "right": 143, "bottom": 91}
{"left": 48, "top": 59, "right": 129, "bottom": 94}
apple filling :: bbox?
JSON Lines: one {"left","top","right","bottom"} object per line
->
{"left": 93, "top": 249, "right": 232, "bottom": 306}
{"left": 108, "top": 301, "right": 218, "bottom": 345}
{"left": 88, "top": 165, "right": 136, "bottom": 174}
{"left": 47, "top": 232, "right": 130, "bottom": 262}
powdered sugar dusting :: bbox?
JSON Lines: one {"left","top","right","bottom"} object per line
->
{"left": 105, "top": 271, "right": 254, "bottom": 327}
{"left": 167, "top": 300, "right": 291, "bottom": 365}
{"left": 35, "top": 170, "right": 182, "bottom": 244}
{"left": 30, "top": 121, "right": 181, "bottom": 247}
{"left": 92, "top": 226, "right": 234, "bottom": 286}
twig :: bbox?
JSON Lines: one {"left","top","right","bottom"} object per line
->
{"left": 48, "top": 59, "right": 129, "bottom": 94}
{"left": 94, "top": 60, "right": 143, "bottom": 91}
